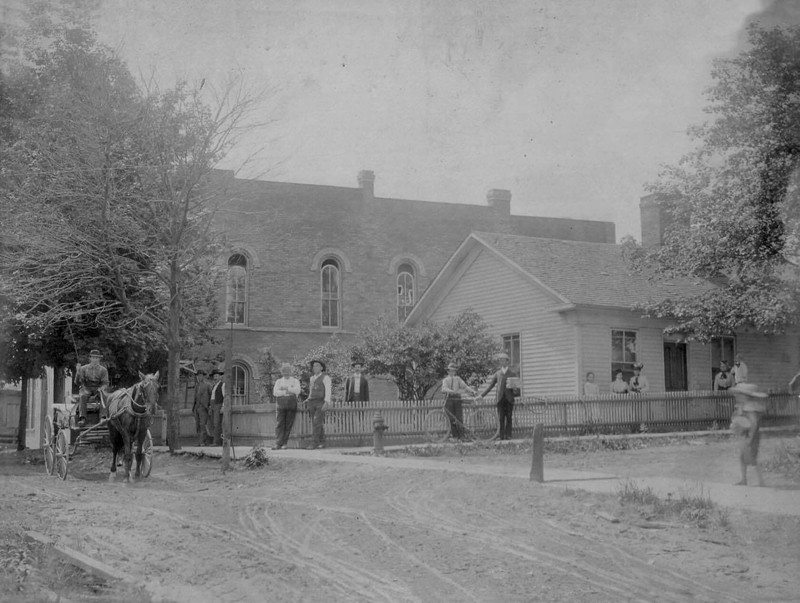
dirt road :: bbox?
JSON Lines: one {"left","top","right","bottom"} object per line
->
{"left": 2, "top": 434, "right": 799, "bottom": 602}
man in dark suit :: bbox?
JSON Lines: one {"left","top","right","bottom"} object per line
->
{"left": 478, "top": 352, "right": 520, "bottom": 440}
{"left": 344, "top": 361, "right": 370, "bottom": 403}
{"left": 209, "top": 369, "right": 225, "bottom": 446}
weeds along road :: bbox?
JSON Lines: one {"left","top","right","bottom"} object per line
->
{"left": 1, "top": 437, "right": 799, "bottom": 603}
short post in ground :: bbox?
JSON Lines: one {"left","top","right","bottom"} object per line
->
{"left": 373, "top": 411, "right": 388, "bottom": 454}
{"left": 529, "top": 423, "right": 544, "bottom": 482}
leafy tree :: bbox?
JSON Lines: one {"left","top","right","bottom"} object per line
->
{"left": 355, "top": 310, "right": 500, "bottom": 401}
{"left": 291, "top": 336, "right": 354, "bottom": 401}
{"left": 0, "top": 21, "right": 263, "bottom": 450}
{"left": 624, "top": 24, "right": 800, "bottom": 341}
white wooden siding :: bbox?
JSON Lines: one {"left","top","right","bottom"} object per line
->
{"left": 688, "top": 342, "right": 713, "bottom": 390}
{"left": 429, "top": 250, "right": 577, "bottom": 396}
{"left": 577, "top": 323, "right": 612, "bottom": 394}
{"left": 735, "top": 330, "right": 800, "bottom": 391}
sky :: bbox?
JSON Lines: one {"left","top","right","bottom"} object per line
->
{"left": 85, "top": 0, "right": 800, "bottom": 241}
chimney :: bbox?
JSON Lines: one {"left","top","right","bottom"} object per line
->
{"left": 487, "top": 189, "right": 511, "bottom": 214}
{"left": 640, "top": 193, "right": 675, "bottom": 247}
{"left": 358, "top": 170, "right": 375, "bottom": 202}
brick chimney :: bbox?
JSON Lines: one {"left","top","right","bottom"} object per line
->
{"left": 640, "top": 193, "right": 681, "bottom": 247}
{"left": 358, "top": 170, "right": 375, "bottom": 202}
{"left": 487, "top": 189, "right": 511, "bottom": 214}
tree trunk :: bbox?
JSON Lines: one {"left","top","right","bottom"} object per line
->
{"left": 166, "top": 262, "right": 183, "bottom": 452}
{"left": 16, "top": 377, "right": 28, "bottom": 451}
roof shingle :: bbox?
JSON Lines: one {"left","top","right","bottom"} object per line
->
{"left": 472, "top": 232, "right": 713, "bottom": 308}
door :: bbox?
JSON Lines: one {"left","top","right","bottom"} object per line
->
{"left": 663, "top": 342, "right": 688, "bottom": 391}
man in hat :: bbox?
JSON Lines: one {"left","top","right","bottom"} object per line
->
{"left": 209, "top": 369, "right": 225, "bottom": 446}
{"left": 74, "top": 350, "right": 109, "bottom": 426}
{"left": 193, "top": 370, "right": 213, "bottom": 446}
{"left": 272, "top": 363, "right": 301, "bottom": 449}
{"left": 344, "top": 360, "right": 370, "bottom": 403}
{"left": 731, "top": 383, "right": 767, "bottom": 486}
{"left": 628, "top": 363, "right": 650, "bottom": 394}
{"left": 304, "top": 359, "right": 331, "bottom": 449}
{"left": 442, "top": 362, "right": 476, "bottom": 440}
{"left": 477, "top": 352, "right": 519, "bottom": 440}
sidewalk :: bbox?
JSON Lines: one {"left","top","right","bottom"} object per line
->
{"left": 156, "top": 440, "right": 800, "bottom": 517}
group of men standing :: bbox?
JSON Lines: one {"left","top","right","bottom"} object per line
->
{"left": 192, "top": 369, "right": 225, "bottom": 446}
{"left": 82, "top": 350, "right": 522, "bottom": 447}
{"left": 270, "top": 358, "right": 369, "bottom": 450}
{"left": 441, "top": 352, "right": 520, "bottom": 441}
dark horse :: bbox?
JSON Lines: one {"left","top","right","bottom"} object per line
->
{"left": 106, "top": 371, "right": 160, "bottom": 482}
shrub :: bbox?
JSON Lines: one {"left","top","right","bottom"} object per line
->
{"left": 243, "top": 445, "right": 270, "bottom": 469}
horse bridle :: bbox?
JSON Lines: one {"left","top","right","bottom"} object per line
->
{"left": 130, "top": 378, "right": 157, "bottom": 415}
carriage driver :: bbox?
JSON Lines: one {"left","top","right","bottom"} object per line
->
{"left": 75, "top": 349, "right": 109, "bottom": 426}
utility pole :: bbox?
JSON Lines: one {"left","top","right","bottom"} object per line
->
{"left": 221, "top": 320, "right": 233, "bottom": 472}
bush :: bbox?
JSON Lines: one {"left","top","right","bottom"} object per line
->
{"left": 243, "top": 445, "right": 270, "bottom": 469}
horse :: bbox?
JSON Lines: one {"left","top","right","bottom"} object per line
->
{"left": 106, "top": 371, "right": 160, "bottom": 482}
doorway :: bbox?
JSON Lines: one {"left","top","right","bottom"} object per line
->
{"left": 663, "top": 342, "right": 688, "bottom": 391}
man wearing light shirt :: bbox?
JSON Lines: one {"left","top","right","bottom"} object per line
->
{"left": 272, "top": 363, "right": 301, "bottom": 450}
{"left": 304, "top": 359, "right": 331, "bottom": 449}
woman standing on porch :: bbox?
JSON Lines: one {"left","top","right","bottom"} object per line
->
{"left": 611, "top": 370, "right": 629, "bottom": 394}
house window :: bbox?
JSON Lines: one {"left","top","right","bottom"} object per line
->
{"left": 502, "top": 333, "right": 521, "bottom": 376}
{"left": 711, "top": 336, "right": 736, "bottom": 382}
{"left": 226, "top": 254, "right": 247, "bottom": 324}
{"left": 397, "top": 263, "right": 416, "bottom": 322}
{"left": 611, "top": 329, "right": 638, "bottom": 382}
{"left": 321, "top": 259, "right": 340, "bottom": 328}
{"left": 231, "top": 364, "right": 249, "bottom": 406}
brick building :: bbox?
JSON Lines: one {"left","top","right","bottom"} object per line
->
{"left": 205, "top": 170, "right": 615, "bottom": 405}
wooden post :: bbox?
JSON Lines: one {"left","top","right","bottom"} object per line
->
{"left": 529, "top": 423, "right": 544, "bottom": 482}
{"left": 221, "top": 322, "right": 233, "bottom": 472}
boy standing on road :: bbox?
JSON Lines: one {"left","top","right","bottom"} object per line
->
{"left": 731, "top": 383, "right": 767, "bottom": 487}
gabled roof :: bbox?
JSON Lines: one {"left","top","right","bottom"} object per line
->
{"left": 407, "top": 231, "right": 713, "bottom": 322}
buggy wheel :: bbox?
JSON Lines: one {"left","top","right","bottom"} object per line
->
{"left": 141, "top": 430, "right": 153, "bottom": 478}
{"left": 423, "top": 409, "right": 450, "bottom": 443}
{"left": 43, "top": 415, "right": 55, "bottom": 476}
{"left": 55, "top": 430, "right": 69, "bottom": 480}
{"left": 467, "top": 408, "right": 497, "bottom": 443}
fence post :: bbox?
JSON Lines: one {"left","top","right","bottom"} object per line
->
{"left": 529, "top": 423, "right": 544, "bottom": 482}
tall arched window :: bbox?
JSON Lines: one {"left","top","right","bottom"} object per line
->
{"left": 321, "top": 259, "right": 341, "bottom": 328}
{"left": 226, "top": 254, "right": 247, "bottom": 324}
{"left": 397, "top": 262, "right": 415, "bottom": 322}
{"left": 231, "top": 363, "right": 249, "bottom": 406}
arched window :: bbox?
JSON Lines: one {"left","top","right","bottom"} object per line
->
{"left": 397, "top": 262, "right": 415, "bottom": 322}
{"left": 321, "top": 259, "right": 341, "bottom": 328}
{"left": 231, "top": 363, "right": 249, "bottom": 406}
{"left": 226, "top": 254, "right": 247, "bottom": 324}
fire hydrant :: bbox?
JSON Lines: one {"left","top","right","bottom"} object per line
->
{"left": 373, "top": 411, "right": 389, "bottom": 454}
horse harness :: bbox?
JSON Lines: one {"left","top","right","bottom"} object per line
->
{"left": 108, "top": 381, "right": 154, "bottom": 424}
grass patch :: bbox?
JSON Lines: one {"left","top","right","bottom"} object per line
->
{"left": 617, "top": 479, "right": 729, "bottom": 528}
{"left": 0, "top": 530, "right": 152, "bottom": 602}
{"left": 762, "top": 440, "right": 800, "bottom": 481}
{"left": 392, "top": 444, "right": 447, "bottom": 457}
